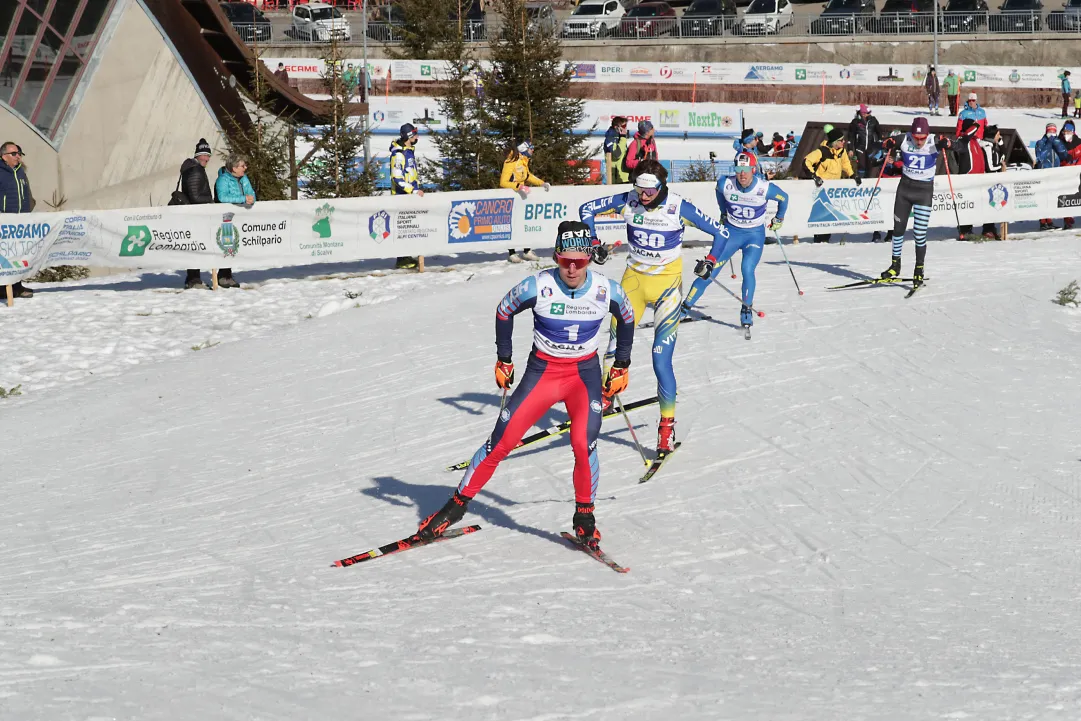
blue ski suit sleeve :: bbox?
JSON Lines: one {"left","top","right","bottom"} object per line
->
{"left": 676, "top": 199, "right": 729, "bottom": 259}
{"left": 608, "top": 280, "right": 635, "bottom": 365}
{"left": 579, "top": 192, "right": 629, "bottom": 238}
{"left": 494, "top": 276, "right": 537, "bottom": 360}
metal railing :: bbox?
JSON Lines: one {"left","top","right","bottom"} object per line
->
{"left": 248, "top": 10, "right": 1081, "bottom": 45}
{"left": 228, "top": 21, "right": 275, "bottom": 43}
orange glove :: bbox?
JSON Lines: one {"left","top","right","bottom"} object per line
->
{"left": 495, "top": 359, "right": 515, "bottom": 389}
{"left": 603, "top": 362, "right": 629, "bottom": 399}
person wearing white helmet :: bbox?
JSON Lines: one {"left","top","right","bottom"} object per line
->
{"left": 579, "top": 159, "right": 727, "bottom": 458}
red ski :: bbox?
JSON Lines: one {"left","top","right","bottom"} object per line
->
{"left": 333, "top": 525, "right": 482, "bottom": 567}
{"left": 560, "top": 531, "right": 630, "bottom": 573}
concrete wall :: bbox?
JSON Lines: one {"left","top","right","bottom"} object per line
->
{"left": 0, "top": 0, "right": 224, "bottom": 212}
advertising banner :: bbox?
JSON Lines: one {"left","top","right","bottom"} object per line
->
{"left": 4, "top": 168, "right": 1079, "bottom": 285}
{"left": 264, "top": 58, "right": 1071, "bottom": 90}
{"left": 365, "top": 97, "right": 744, "bottom": 138}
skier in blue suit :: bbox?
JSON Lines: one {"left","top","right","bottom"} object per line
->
{"left": 682, "top": 152, "right": 789, "bottom": 331}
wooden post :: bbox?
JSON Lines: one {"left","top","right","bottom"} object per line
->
{"left": 417, "top": 255, "right": 425, "bottom": 273}
{"left": 5, "top": 284, "right": 12, "bottom": 307}
{"left": 1001, "top": 222, "right": 1008, "bottom": 240}
{"left": 211, "top": 269, "right": 219, "bottom": 290}
{"left": 792, "top": 235, "right": 800, "bottom": 244}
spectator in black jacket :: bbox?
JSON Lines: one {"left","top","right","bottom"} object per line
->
{"left": 846, "top": 104, "right": 881, "bottom": 179}
{"left": 180, "top": 139, "right": 214, "bottom": 289}
{"left": 0, "top": 141, "right": 34, "bottom": 298}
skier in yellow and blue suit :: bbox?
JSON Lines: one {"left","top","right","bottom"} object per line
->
{"left": 579, "top": 159, "right": 728, "bottom": 455}
{"left": 390, "top": 123, "right": 422, "bottom": 269}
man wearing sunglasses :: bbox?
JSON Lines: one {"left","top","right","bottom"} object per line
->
{"left": 879, "top": 117, "right": 951, "bottom": 288}
{"left": 682, "top": 152, "right": 788, "bottom": 335}
{"left": 579, "top": 159, "right": 727, "bottom": 457}
{"left": 413, "top": 221, "right": 635, "bottom": 551}
{"left": 0, "top": 141, "right": 35, "bottom": 298}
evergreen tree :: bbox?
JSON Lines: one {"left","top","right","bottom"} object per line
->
{"left": 483, "top": 0, "right": 595, "bottom": 186}
{"left": 422, "top": 12, "right": 502, "bottom": 190}
{"left": 301, "top": 36, "right": 377, "bottom": 199}
{"left": 387, "top": 0, "right": 465, "bottom": 60}
{"left": 221, "top": 48, "right": 292, "bottom": 202}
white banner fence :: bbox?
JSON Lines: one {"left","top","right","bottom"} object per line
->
{"left": 4, "top": 168, "right": 1080, "bottom": 286}
{"left": 267, "top": 58, "right": 1071, "bottom": 90}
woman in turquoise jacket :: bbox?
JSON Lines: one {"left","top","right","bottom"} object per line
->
{"left": 208, "top": 155, "right": 255, "bottom": 288}
{"left": 215, "top": 156, "right": 255, "bottom": 206}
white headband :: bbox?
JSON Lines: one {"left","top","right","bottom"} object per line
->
{"left": 634, "top": 173, "right": 662, "bottom": 190}
{"left": 517, "top": 141, "right": 532, "bottom": 153}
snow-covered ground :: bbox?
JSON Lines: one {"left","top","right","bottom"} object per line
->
{"left": 5, "top": 232, "right": 1081, "bottom": 719}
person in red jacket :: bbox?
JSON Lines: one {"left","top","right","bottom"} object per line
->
{"left": 1060, "top": 120, "right": 1081, "bottom": 229}
{"left": 951, "top": 118, "right": 985, "bottom": 241}
{"left": 624, "top": 121, "right": 658, "bottom": 176}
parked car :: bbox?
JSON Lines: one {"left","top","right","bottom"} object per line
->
{"left": 873, "top": 0, "right": 935, "bottom": 32}
{"left": 617, "top": 2, "right": 677, "bottom": 36}
{"left": 734, "top": 0, "right": 794, "bottom": 34}
{"left": 521, "top": 2, "right": 559, "bottom": 36}
{"left": 680, "top": 0, "right": 738, "bottom": 35}
{"left": 1049, "top": 0, "right": 1081, "bottom": 30}
{"left": 563, "top": 0, "right": 626, "bottom": 38}
{"left": 291, "top": 2, "right": 352, "bottom": 42}
{"left": 810, "top": 0, "right": 874, "bottom": 35}
{"left": 220, "top": 2, "right": 273, "bottom": 43}
{"left": 940, "top": 0, "right": 989, "bottom": 31}
{"left": 989, "top": 0, "right": 1043, "bottom": 30}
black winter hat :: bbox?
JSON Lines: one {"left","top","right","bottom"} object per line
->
{"left": 194, "top": 138, "right": 211, "bottom": 157}
{"left": 826, "top": 128, "right": 845, "bottom": 144}
{"left": 399, "top": 123, "right": 418, "bottom": 140}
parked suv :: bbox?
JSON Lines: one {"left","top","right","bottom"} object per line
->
{"left": 291, "top": 2, "right": 352, "bottom": 41}
{"left": 680, "top": 0, "right": 738, "bottom": 36}
{"left": 989, "top": 0, "right": 1043, "bottom": 31}
{"left": 563, "top": 0, "right": 626, "bottom": 38}
{"left": 873, "top": 0, "right": 935, "bottom": 32}
{"left": 618, "top": 2, "right": 678, "bottom": 36}
{"left": 1049, "top": 0, "right": 1081, "bottom": 30}
{"left": 221, "top": 2, "right": 273, "bottom": 43}
{"left": 941, "top": 0, "right": 989, "bottom": 31}
{"left": 735, "top": 0, "right": 794, "bottom": 34}
{"left": 810, "top": 0, "right": 875, "bottom": 35}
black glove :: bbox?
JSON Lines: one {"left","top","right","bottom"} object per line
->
{"left": 591, "top": 241, "right": 609, "bottom": 265}
{"left": 881, "top": 137, "right": 896, "bottom": 152}
{"left": 854, "top": 175, "right": 863, "bottom": 186}
{"left": 693, "top": 255, "right": 716, "bottom": 280}
{"left": 813, "top": 175, "right": 824, "bottom": 188}
{"left": 936, "top": 136, "right": 952, "bottom": 150}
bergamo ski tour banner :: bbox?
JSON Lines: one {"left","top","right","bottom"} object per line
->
{"left": 266, "top": 58, "right": 1070, "bottom": 90}
{"left": 3, "top": 168, "right": 1080, "bottom": 285}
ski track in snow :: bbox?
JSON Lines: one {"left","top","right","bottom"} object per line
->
{"left": 4, "top": 235, "right": 1081, "bottom": 719}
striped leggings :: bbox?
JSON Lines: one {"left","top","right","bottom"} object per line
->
{"left": 891, "top": 176, "right": 934, "bottom": 257}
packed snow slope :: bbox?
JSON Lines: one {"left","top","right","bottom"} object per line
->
{"left": 5, "top": 236, "right": 1081, "bottom": 720}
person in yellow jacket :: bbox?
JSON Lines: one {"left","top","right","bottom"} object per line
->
{"left": 501, "top": 139, "right": 551, "bottom": 263}
{"left": 803, "top": 127, "right": 860, "bottom": 243}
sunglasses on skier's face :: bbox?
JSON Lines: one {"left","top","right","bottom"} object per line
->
{"left": 555, "top": 253, "right": 591, "bottom": 270}
{"left": 912, "top": 133, "right": 928, "bottom": 143}
{"left": 735, "top": 165, "right": 753, "bottom": 173}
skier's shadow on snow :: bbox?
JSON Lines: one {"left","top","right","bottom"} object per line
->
{"left": 765, "top": 260, "right": 869, "bottom": 282}
{"left": 436, "top": 391, "right": 568, "bottom": 430}
{"left": 361, "top": 475, "right": 566, "bottom": 546}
